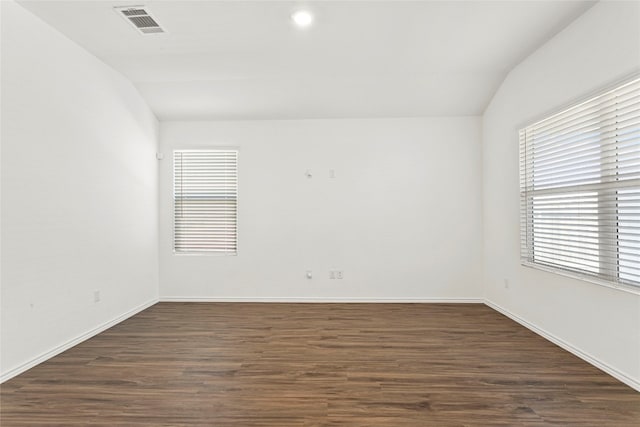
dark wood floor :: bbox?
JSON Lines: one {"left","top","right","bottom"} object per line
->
{"left": 1, "top": 303, "right": 639, "bottom": 426}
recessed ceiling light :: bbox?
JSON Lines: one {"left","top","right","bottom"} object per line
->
{"left": 291, "top": 10, "right": 314, "bottom": 28}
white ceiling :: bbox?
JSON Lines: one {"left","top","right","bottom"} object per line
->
{"left": 17, "top": 0, "right": 595, "bottom": 121}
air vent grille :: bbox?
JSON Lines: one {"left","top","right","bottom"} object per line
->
{"left": 129, "top": 15, "right": 159, "bottom": 28}
{"left": 115, "top": 6, "right": 165, "bottom": 34}
{"left": 121, "top": 8, "right": 146, "bottom": 17}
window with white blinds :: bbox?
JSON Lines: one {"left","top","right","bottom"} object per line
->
{"left": 174, "top": 150, "right": 238, "bottom": 254}
{"left": 520, "top": 77, "right": 640, "bottom": 290}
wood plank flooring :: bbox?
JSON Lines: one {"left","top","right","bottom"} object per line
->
{"left": 1, "top": 303, "right": 639, "bottom": 426}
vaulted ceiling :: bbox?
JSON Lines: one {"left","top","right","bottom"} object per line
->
{"left": 18, "top": 1, "right": 595, "bottom": 120}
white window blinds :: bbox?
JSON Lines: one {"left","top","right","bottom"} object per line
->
{"left": 520, "top": 77, "right": 640, "bottom": 290}
{"left": 174, "top": 150, "right": 238, "bottom": 254}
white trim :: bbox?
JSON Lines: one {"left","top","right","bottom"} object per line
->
{"left": 484, "top": 299, "right": 640, "bottom": 393}
{"left": 521, "top": 261, "right": 640, "bottom": 296}
{"left": 0, "top": 298, "right": 158, "bottom": 384}
{"left": 160, "top": 296, "right": 484, "bottom": 303}
{"left": 516, "top": 70, "right": 640, "bottom": 130}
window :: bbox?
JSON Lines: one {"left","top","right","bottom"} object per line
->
{"left": 174, "top": 149, "right": 238, "bottom": 254}
{"left": 520, "top": 77, "right": 640, "bottom": 290}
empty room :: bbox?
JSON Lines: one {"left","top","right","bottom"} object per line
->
{"left": 1, "top": 0, "right": 639, "bottom": 425}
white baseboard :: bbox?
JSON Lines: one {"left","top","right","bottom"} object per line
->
{"left": 160, "top": 296, "right": 484, "bottom": 303}
{"left": 0, "top": 298, "right": 158, "bottom": 384}
{"left": 484, "top": 299, "right": 640, "bottom": 392}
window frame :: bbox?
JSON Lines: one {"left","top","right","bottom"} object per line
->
{"left": 519, "top": 74, "right": 640, "bottom": 295}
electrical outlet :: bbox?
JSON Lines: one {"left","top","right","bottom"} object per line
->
{"left": 94, "top": 290, "right": 101, "bottom": 303}
{"left": 329, "top": 270, "right": 344, "bottom": 279}
{"left": 504, "top": 279, "right": 509, "bottom": 289}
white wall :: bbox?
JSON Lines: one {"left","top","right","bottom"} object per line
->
{"left": 1, "top": 1, "right": 159, "bottom": 380}
{"left": 160, "top": 118, "right": 482, "bottom": 301}
{"left": 483, "top": 1, "right": 640, "bottom": 389}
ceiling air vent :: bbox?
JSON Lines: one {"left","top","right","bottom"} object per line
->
{"left": 114, "top": 6, "right": 165, "bottom": 34}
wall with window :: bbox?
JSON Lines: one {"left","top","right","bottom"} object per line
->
{"left": 1, "top": 1, "right": 159, "bottom": 380}
{"left": 159, "top": 117, "right": 482, "bottom": 301}
{"left": 482, "top": 0, "right": 640, "bottom": 389}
